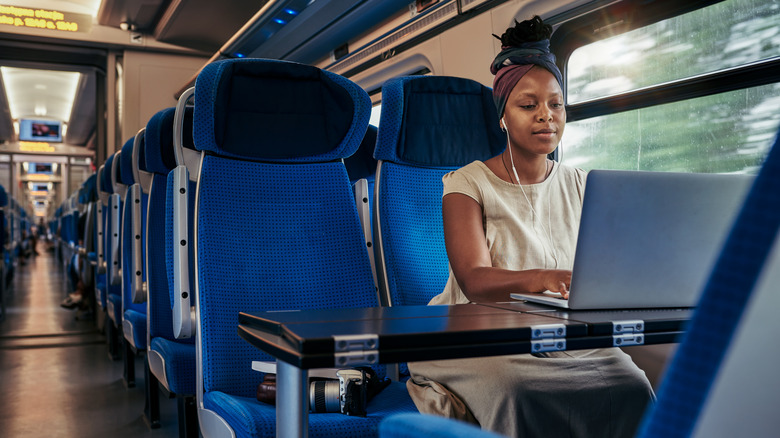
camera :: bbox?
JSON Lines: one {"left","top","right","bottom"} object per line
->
{"left": 309, "top": 369, "right": 367, "bottom": 417}
{"left": 256, "top": 366, "right": 389, "bottom": 417}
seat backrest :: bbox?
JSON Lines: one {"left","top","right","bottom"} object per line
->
{"left": 108, "top": 147, "right": 127, "bottom": 287}
{"left": 637, "top": 131, "right": 780, "bottom": 438}
{"left": 374, "top": 75, "right": 505, "bottom": 306}
{"left": 144, "top": 107, "right": 185, "bottom": 344}
{"left": 119, "top": 137, "right": 145, "bottom": 316}
{"left": 192, "top": 58, "right": 376, "bottom": 398}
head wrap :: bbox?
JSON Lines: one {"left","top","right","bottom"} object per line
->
{"left": 491, "top": 39, "right": 563, "bottom": 119}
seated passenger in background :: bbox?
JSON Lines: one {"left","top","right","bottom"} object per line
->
{"left": 406, "top": 16, "right": 655, "bottom": 437}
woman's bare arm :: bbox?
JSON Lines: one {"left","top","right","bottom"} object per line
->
{"left": 442, "top": 193, "right": 571, "bottom": 303}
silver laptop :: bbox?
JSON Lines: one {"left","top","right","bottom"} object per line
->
{"left": 510, "top": 170, "right": 753, "bottom": 309}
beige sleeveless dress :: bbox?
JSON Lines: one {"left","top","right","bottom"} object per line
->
{"left": 406, "top": 161, "right": 655, "bottom": 437}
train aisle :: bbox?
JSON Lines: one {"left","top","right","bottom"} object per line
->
{"left": 0, "top": 246, "right": 180, "bottom": 437}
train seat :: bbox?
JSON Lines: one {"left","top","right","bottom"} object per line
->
{"left": 94, "top": 161, "right": 112, "bottom": 311}
{"left": 119, "top": 135, "right": 148, "bottom": 349}
{"left": 637, "top": 130, "right": 780, "bottom": 437}
{"left": 373, "top": 75, "right": 505, "bottom": 307}
{"left": 167, "top": 99, "right": 198, "bottom": 342}
{"left": 191, "top": 58, "right": 417, "bottom": 437}
{"left": 144, "top": 107, "right": 198, "bottom": 436}
{"left": 107, "top": 144, "right": 130, "bottom": 332}
{"left": 379, "top": 413, "right": 505, "bottom": 438}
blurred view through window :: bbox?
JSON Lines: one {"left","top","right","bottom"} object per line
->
{"left": 562, "top": 0, "right": 780, "bottom": 173}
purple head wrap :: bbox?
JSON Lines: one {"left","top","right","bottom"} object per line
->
{"left": 491, "top": 39, "right": 563, "bottom": 119}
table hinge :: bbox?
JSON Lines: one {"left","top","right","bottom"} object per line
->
{"left": 333, "top": 334, "right": 379, "bottom": 367}
{"left": 530, "top": 324, "right": 566, "bottom": 352}
{"left": 613, "top": 333, "right": 645, "bottom": 347}
{"left": 612, "top": 320, "right": 644, "bottom": 334}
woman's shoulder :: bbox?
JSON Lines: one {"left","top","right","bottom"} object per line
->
{"left": 554, "top": 162, "right": 587, "bottom": 184}
{"left": 443, "top": 161, "right": 492, "bottom": 185}
{"left": 442, "top": 161, "right": 497, "bottom": 201}
{"left": 552, "top": 162, "right": 588, "bottom": 199}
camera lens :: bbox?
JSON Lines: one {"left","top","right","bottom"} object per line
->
{"left": 309, "top": 380, "right": 341, "bottom": 413}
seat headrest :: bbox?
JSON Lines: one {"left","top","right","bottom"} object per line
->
{"left": 193, "top": 58, "right": 370, "bottom": 162}
{"left": 145, "top": 108, "right": 177, "bottom": 175}
{"left": 78, "top": 174, "right": 97, "bottom": 204}
{"left": 119, "top": 137, "right": 135, "bottom": 186}
{"left": 345, "top": 124, "right": 378, "bottom": 182}
{"left": 101, "top": 156, "right": 114, "bottom": 194}
{"left": 375, "top": 76, "right": 505, "bottom": 166}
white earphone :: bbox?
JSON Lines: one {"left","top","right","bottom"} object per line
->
{"left": 501, "top": 116, "right": 559, "bottom": 268}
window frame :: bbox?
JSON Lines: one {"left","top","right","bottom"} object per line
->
{"left": 550, "top": 0, "right": 780, "bottom": 123}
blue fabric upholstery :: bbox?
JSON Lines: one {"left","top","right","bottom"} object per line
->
{"left": 375, "top": 76, "right": 504, "bottom": 166}
{"left": 145, "top": 105, "right": 196, "bottom": 403}
{"left": 637, "top": 132, "right": 780, "bottom": 437}
{"left": 96, "top": 273, "right": 107, "bottom": 309}
{"left": 0, "top": 184, "right": 7, "bottom": 207}
{"left": 78, "top": 174, "right": 97, "bottom": 204}
{"left": 198, "top": 158, "right": 377, "bottom": 395}
{"left": 193, "top": 59, "right": 369, "bottom": 162}
{"left": 120, "top": 138, "right": 135, "bottom": 186}
{"left": 108, "top": 293, "right": 122, "bottom": 325}
{"left": 379, "top": 413, "right": 505, "bottom": 438}
{"left": 193, "top": 59, "right": 415, "bottom": 436}
{"left": 145, "top": 108, "right": 178, "bottom": 174}
{"left": 205, "top": 382, "right": 416, "bottom": 438}
{"left": 101, "top": 155, "right": 115, "bottom": 194}
{"left": 124, "top": 308, "right": 147, "bottom": 349}
{"left": 375, "top": 76, "right": 505, "bottom": 306}
{"left": 150, "top": 337, "right": 196, "bottom": 395}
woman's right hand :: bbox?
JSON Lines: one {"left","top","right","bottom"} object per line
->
{"left": 537, "top": 269, "right": 571, "bottom": 298}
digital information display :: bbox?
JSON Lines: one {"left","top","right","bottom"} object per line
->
{"left": 0, "top": 4, "right": 91, "bottom": 33}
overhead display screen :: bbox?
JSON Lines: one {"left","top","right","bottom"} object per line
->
{"left": 19, "top": 119, "right": 62, "bottom": 143}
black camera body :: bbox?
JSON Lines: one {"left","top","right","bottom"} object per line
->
{"left": 309, "top": 369, "right": 368, "bottom": 417}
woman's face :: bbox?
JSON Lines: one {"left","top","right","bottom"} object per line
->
{"left": 502, "top": 67, "right": 565, "bottom": 158}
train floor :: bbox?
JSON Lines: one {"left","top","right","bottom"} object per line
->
{"left": 0, "top": 246, "right": 181, "bottom": 438}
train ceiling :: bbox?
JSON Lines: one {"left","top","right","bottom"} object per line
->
{"left": 0, "top": 0, "right": 415, "bottom": 148}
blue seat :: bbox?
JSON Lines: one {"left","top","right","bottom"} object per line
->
{"left": 373, "top": 75, "right": 505, "bottom": 306}
{"left": 94, "top": 161, "right": 112, "bottom": 311}
{"left": 114, "top": 134, "right": 148, "bottom": 388}
{"left": 107, "top": 146, "right": 129, "bottom": 331}
{"left": 106, "top": 146, "right": 128, "bottom": 360}
{"left": 122, "top": 129, "right": 150, "bottom": 353}
{"left": 637, "top": 131, "right": 780, "bottom": 437}
{"left": 379, "top": 413, "right": 505, "bottom": 438}
{"left": 144, "top": 107, "right": 199, "bottom": 436}
{"left": 191, "top": 58, "right": 417, "bottom": 437}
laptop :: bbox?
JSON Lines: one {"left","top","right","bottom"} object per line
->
{"left": 510, "top": 170, "right": 754, "bottom": 309}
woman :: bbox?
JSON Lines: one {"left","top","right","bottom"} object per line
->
{"left": 406, "top": 16, "right": 655, "bottom": 437}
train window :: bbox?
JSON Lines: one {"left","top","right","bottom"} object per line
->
{"left": 563, "top": 82, "right": 779, "bottom": 173}
{"left": 558, "top": 0, "right": 780, "bottom": 173}
{"left": 566, "top": 0, "right": 780, "bottom": 104}
{"left": 369, "top": 104, "right": 382, "bottom": 127}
